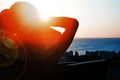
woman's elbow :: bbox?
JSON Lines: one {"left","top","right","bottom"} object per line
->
{"left": 73, "top": 18, "right": 79, "bottom": 28}
{"left": 70, "top": 18, "right": 79, "bottom": 31}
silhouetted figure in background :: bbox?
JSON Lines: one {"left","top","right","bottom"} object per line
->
{"left": 0, "top": 1, "right": 79, "bottom": 80}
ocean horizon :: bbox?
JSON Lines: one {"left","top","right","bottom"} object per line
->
{"left": 67, "top": 38, "right": 120, "bottom": 55}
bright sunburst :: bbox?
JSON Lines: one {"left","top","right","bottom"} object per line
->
{"left": 28, "top": 0, "right": 59, "bottom": 21}
{"left": 25, "top": 0, "right": 65, "bottom": 33}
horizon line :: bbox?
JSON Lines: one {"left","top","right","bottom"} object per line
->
{"left": 74, "top": 37, "right": 120, "bottom": 39}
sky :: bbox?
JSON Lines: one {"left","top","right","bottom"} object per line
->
{"left": 0, "top": 0, "right": 120, "bottom": 38}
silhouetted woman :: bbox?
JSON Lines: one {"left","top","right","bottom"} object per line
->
{"left": 0, "top": 1, "right": 79, "bottom": 80}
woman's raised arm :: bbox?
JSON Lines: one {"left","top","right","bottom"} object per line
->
{"left": 45, "top": 17, "right": 79, "bottom": 64}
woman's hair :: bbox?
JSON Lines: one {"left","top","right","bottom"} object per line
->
{"left": 9, "top": 1, "right": 40, "bottom": 31}
{"left": 10, "top": 1, "right": 37, "bottom": 13}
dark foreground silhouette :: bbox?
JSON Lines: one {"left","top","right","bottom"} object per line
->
{"left": 0, "top": 1, "right": 79, "bottom": 80}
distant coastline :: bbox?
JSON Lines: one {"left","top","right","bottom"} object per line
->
{"left": 67, "top": 38, "right": 120, "bottom": 55}
{"left": 74, "top": 37, "right": 120, "bottom": 39}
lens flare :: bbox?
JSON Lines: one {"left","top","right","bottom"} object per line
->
{"left": 2, "top": 37, "right": 17, "bottom": 49}
{"left": 0, "top": 30, "right": 27, "bottom": 79}
{"left": 0, "top": 36, "right": 18, "bottom": 67}
{"left": 0, "top": 31, "right": 19, "bottom": 67}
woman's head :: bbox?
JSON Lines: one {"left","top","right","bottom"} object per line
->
{"left": 1, "top": 1, "right": 41, "bottom": 34}
{"left": 10, "top": 1, "right": 41, "bottom": 29}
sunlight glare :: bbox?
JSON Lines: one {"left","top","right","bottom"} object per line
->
{"left": 29, "top": 0, "right": 60, "bottom": 21}
{"left": 40, "top": 14, "right": 50, "bottom": 21}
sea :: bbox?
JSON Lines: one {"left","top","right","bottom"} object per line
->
{"left": 67, "top": 38, "right": 120, "bottom": 55}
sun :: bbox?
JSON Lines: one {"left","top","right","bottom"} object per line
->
{"left": 27, "top": 0, "right": 59, "bottom": 20}
{"left": 40, "top": 15, "right": 50, "bottom": 21}
{"left": 22, "top": 0, "right": 65, "bottom": 33}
